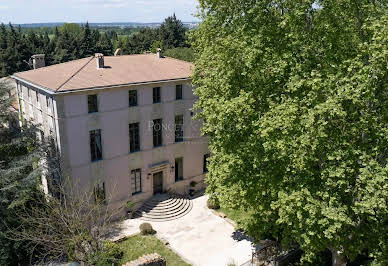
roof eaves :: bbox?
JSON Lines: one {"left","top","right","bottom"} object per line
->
{"left": 55, "top": 77, "right": 192, "bottom": 94}
{"left": 11, "top": 75, "right": 55, "bottom": 95}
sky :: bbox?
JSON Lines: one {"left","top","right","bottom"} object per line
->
{"left": 0, "top": 0, "right": 200, "bottom": 24}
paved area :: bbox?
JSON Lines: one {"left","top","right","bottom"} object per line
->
{"left": 111, "top": 195, "right": 253, "bottom": 266}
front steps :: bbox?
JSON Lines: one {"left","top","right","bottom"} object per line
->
{"left": 133, "top": 194, "right": 193, "bottom": 222}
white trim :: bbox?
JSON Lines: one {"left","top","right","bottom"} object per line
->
{"left": 54, "top": 78, "right": 192, "bottom": 95}
{"left": 11, "top": 75, "right": 54, "bottom": 95}
{"left": 11, "top": 76, "right": 191, "bottom": 95}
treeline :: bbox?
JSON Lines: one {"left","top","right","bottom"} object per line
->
{"left": 0, "top": 14, "right": 193, "bottom": 78}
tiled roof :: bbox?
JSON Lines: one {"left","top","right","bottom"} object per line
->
{"left": 13, "top": 54, "right": 193, "bottom": 93}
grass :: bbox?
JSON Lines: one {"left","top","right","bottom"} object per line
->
{"left": 118, "top": 234, "right": 190, "bottom": 266}
{"left": 218, "top": 207, "right": 254, "bottom": 226}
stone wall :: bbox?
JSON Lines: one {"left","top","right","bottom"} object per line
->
{"left": 122, "top": 253, "right": 166, "bottom": 266}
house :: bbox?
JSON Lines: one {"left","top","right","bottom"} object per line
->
{"left": 0, "top": 77, "right": 20, "bottom": 131}
{"left": 12, "top": 52, "right": 209, "bottom": 211}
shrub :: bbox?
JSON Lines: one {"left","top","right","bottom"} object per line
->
{"left": 125, "top": 200, "right": 135, "bottom": 211}
{"left": 139, "top": 223, "right": 155, "bottom": 235}
{"left": 207, "top": 196, "right": 220, "bottom": 210}
{"left": 91, "top": 240, "right": 124, "bottom": 266}
{"left": 190, "top": 181, "right": 197, "bottom": 187}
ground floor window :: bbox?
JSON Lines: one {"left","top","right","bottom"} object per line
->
{"left": 131, "top": 168, "right": 142, "bottom": 195}
{"left": 175, "top": 157, "right": 184, "bottom": 182}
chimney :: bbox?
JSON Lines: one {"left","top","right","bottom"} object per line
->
{"left": 32, "top": 54, "right": 45, "bottom": 69}
{"left": 114, "top": 48, "right": 123, "bottom": 56}
{"left": 156, "top": 48, "right": 163, "bottom": 58}
{"left": 95, "top": 53, "right": 104, "bottom": 69}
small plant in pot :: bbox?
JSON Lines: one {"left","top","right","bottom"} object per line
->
{"left": 189, "top": 181, "right": 197, "bottom": 196}
{"left": 125, "top": 200, "right": 136, "bottom": 218}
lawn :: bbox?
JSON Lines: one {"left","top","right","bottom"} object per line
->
{"left": 218, "top": 207, "right": 254, "bottom": 227}
{"left": 118, "top": 234, "right": 190, "bottom": 266}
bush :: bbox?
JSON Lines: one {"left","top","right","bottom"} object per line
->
{"left": 91, "top": 240, "right": 124, "bottom": 266}
{"left": 190, "top": 181, "right": 197, "bottom": 187}
{"left": 139, "top": 223, "right": 155, "bottom": 235}
{"left": 125, "top": 200, "right": 135, "bottom": 211}
{"left": 207, "top": 196, "right": 220, "bottom": 210}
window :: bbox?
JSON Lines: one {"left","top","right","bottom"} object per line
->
{"left": 129, "top": 90, "right": 137, "bottom": 107}
{"left": 27, "top": 88, "right": 31, "bottom": 101}
{"left": 90, "top": 129, "right": 103, "bottom": 162}
{"left": 129, "top": 123, "right": 140, "bottom": 153}
{"left": 153, "top": 119, "right": 163, "bottom": 147}
{"left": 131, "top": 168, "right": 142, "bottom": 195}
{"left": 175, "top": 115, "right": 184, "bottom": 142}
{"left": 46, "top": 96, "right": 50, "bottom": 109}
{"left": 93, "top": 182, "right": 106, "bottom": 205}
{"left": 175, "top": 157, "right": 183, "bottom": 182}
{"left": 203, "top": 154, "right": 210, "bottom": 173}
{"left": 176, "top": 84, "right": 183, "bottom": 100}
{"left": 36, "top": 92, "right": 40, "bottom": 103}
{"left": 38, "top": 110, "right": 43, "bottom": 123}
{"left": 39, "top": 130, "right": 45, "bottom": 141}
{"left": 153, "top": 87, "right": 161, "bottom": 103}
{"left": 88, "top": 94, "right": 98, "bottom": 113}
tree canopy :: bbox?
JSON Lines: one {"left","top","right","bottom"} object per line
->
{"left": 191, "top": 0, "right": 387, "bottom": 264}
{"left": 0, "top": 15, "right": 192, "bottom": 78}
{"left": 0, "top": 79, "right": 42, "bottom": 265}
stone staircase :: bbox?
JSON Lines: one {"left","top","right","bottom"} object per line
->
{"left": 134, "top": 194, "right": 193, "bottom": 222}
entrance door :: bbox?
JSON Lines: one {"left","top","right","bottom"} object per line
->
{"left": 153, "top": 171, "right": 163, "bottom": 194}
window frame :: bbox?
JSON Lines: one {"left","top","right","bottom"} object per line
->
{"left": 128, "top": 90, "right": 138, "bottom": 107}
{"left": 175, "top": 157, "right": 184, "bottom": 182}
{"left": 90, "top": 129, "right": 103, "bottom": 162}
{"left": 131, "top": 168, "right": 142, "bottom": 195}
{"left": 175, "top": 114, "right": 184, "bottom": 143}
{"left": 153, "top": 87, "right": 161, "bottom": 104}
{"left": 153, "top": 118, "right": 163, "bottom": 147}
{"left": 176, "top": 84, "right": 183, "bottom": 100}
{"left": 129, "top": 122, "right": 140, "bottom": 153}
{"left": 88, "top": 94, "right": 98, "bottom": 113}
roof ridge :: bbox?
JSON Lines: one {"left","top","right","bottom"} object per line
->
{"left": 15, "top": 57, "right": 92, "bottom": 75}
{"left": 55, "top": 56, "right": 94, "bottom": 92}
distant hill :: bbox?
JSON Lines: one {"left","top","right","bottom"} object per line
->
{"left": 12, "top": 22, "right": 199, "bottom": 29}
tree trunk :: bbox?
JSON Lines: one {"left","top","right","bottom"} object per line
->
{"left": 331, "top": 249, "right": 347, "bottom": 266}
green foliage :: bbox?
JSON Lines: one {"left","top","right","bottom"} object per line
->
{"left": 190, "top": 181, "right": 198, "bottom": 187}
{"left": 164, "top": 47, "right": 195, "bottom": 62}
{"left": 125, "top": 200, "right": 135, "bottom": 211}
{"left": 122, "top": 14, "right": 189, "bottom": 55}
{"left": 89, "top": 241, "right": 124, "bottom": 266}
{"left": 159, "top": 13, "right": 187, "bottom": 49}
{"left": 0, "top": 15, "right": 190, "bottom": 77}
{"left": 118, "top": 235, "right": 190, "bottom": 266}
{"left": 139, "top": 223, "right": 155, "bottom": 235}
{"left": 191, "top": 0, "right": 388, "bottom": 264}
{"left": 207, "top": 196, "right": 220, "bottom": 210}
{"left": 0, "top": 79, "right": 42, "bottom": 265}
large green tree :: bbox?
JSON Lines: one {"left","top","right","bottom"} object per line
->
{"left": 0, "top": 79, "right": 42, "bottom": 265}
{"left": 159, "top": 13, "right": 187, "bottom": 49}
{"left": 191, "top": 0, "right": 387, "bottom": 264}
